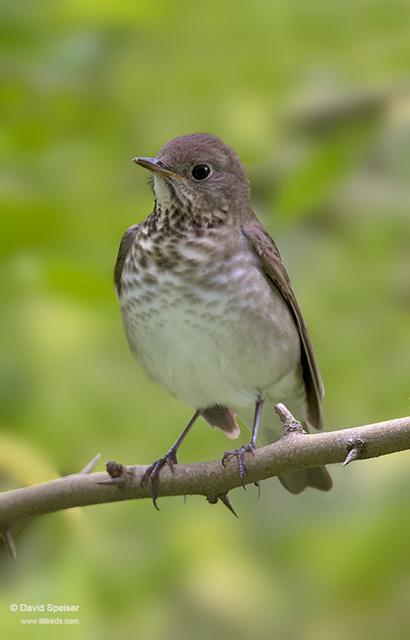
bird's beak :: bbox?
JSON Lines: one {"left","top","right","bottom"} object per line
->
{"left": 133, "top": 156, "right": 179, "bottom": 178}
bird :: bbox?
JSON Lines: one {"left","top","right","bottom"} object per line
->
{"left": 115, "top": 133, "right": 332, "bottom": 508}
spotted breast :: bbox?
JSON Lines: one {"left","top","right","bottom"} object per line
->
{"left": 118, "top": 215, "right": 301, "bottom": 414}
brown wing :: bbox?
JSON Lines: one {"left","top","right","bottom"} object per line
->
{"left": 114, "top": 223, "right": 140, "bottom": 296}
{"left": 242, "top": 221, "right": 324, "bottom": 430}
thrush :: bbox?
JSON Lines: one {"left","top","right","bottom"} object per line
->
{"left": 115, "top": 133, "right": 332, "bottom": 507}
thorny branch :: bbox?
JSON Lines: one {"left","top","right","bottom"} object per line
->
{"left": 0, "top": 405, "right": 409, "bottom": 558}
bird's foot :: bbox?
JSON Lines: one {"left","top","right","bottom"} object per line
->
{"left": 222, "top": 443, "right": 255, "bottom": 487}
{"left": 141, "top": 450, "right": 178, "bottom": 510}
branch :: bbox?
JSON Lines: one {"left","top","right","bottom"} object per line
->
{"left": 287, "top": 84, "right": 409, "bottom": 134}
{"left": 0, "top": 407, "right": 409, "bottom": 549}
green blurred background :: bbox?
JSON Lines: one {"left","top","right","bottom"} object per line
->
{"left": 1, "top": 1, "right": 409, "bottom": 638}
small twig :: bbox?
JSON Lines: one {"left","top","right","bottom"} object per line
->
{"left": 275, "top": 403, "right": 306, "bottom": 434}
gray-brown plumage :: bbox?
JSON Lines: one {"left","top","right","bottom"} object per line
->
{"left": 115, "top": 133, "right": 332, "bottom": 506}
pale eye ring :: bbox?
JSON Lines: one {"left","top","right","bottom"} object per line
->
{"left": 191, "top": 164, "right": 211, "bottom": 181}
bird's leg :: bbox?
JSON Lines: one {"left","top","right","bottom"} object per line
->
{"left": 142, "top": 410, "right": 200, "bottom": 510}
{"left": 222, "top": 395, "right": 265, "bottom": 486}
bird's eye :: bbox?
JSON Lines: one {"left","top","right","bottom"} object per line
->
{"left": 191, "top": 164, "right": 211, "bottom": 181}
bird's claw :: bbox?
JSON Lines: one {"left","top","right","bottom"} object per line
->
{"left": 141, "top": 451, "right": 178, "bottom": 510}
{"left": 222, "top": 444, "right": 255, "bottom": 486}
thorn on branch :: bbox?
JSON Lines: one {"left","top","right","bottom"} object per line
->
{"left": 1, "top": 529, "right": 17, "bottom": 560}
{"left": 254, "top": 482, "right": 261, "bottom": 500}
{"left": 207, "top": 493, "right": 239, "bottom": 518}
{"left": 343, "top": 437, "right": 365, "bottom": 466}
{"left": 275, "top": 403, "right": 306, "bottom": 434}
{"left": 0, "top": 415, "right": 407, "bottom": 529}
{"left": 80, "top": 453, "right": 102, "bottom": 474}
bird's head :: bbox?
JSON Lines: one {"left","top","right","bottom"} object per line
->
{"left": 134, "top": 134, "right": 250, "bottom": 221}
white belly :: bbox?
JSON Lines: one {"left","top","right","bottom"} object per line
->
{"left": 120, "top": 238, "right": 300, "bottom": 410}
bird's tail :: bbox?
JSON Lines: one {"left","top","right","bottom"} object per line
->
{"left": 278, "top": 466, "right": 332, "bottom": 494}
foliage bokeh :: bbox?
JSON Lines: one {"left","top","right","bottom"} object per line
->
{"left": 1, "top": 1, "right": 409, "bottom": 638}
